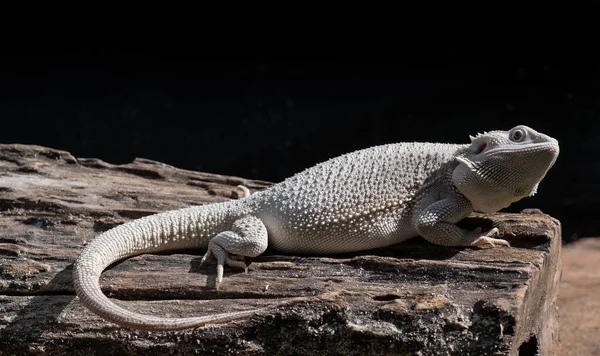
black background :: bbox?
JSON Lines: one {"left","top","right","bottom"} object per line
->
{"left": 0, "top": 43, "right": 595, "bottom": 243}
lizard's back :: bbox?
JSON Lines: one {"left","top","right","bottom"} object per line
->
{"left": 249, "top": 142, "right": 466, "bottom": 254}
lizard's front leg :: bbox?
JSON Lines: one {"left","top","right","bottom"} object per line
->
{"left": 415, "top": 196, "right": 510, "bottom": 248}
{"left": 200, "top": 215, "right": 268, "bottom": 286}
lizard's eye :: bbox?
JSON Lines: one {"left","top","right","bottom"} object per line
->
{"left": 511, "top": 129, "right": 525, "bottom": 142}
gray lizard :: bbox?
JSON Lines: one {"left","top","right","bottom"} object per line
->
{"left": 72, "top": 125, "right": 560, "bottom": 330}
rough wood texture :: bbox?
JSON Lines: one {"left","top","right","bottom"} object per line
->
{"left": 0, "top": 144, "right": 561, "bottom": 356}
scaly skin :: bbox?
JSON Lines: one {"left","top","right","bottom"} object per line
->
{"left": 72, "top": 125, "right": 560, "bottom": 330}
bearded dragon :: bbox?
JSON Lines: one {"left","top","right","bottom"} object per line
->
{"left": 72, "top": 125, "right": 560, "bottom": 330}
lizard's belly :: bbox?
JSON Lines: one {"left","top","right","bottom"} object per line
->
{"left": 258, "top": 211, "right": 417, "bottom": 254}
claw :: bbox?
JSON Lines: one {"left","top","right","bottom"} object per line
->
{"left": 471, "top": 236, "right": 511, "bottom": 247}
{"left": 199, "top": 249, "right": 213, "bottom": 267}
{"left": 237, "top": 185, "right": 252, "bottom": 198}
{"left": 200, "top": 242, "right": 249, "bottom": 287}
{"left": 470, "top": 227, "right": 510, "bottom": 247}
{"left": 216, "top": 264, "right": 224, "bottom": 288}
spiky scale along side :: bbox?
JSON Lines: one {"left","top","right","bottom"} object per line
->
{"left": 252, "top": 142, "right": 468, "bottom": 253}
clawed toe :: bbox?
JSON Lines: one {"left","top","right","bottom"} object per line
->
{"left": 470, "top": 227, "right": 510, "bottom": 248}
{"left": 226, "top": 256, "right": 248, "bottom": 271}
{"left": 201, "top": 242, "right": 249, "bottom": 286}
{"left": 471, "top": 236, "right": 511, "bottom": 247}
{"left": 199, "top": 251, "right": 212, "bottom": 265}
{"left": 200, "top": 217, "right": 268, "bottom": 288}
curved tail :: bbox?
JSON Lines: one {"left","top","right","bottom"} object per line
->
{"left": 72, "top": 202, "right": 260, "bottom": 331}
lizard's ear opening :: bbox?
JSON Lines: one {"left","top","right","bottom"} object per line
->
{"left": 471, "top": 142, "right": 487, "bottom": 154}
{"left": 468, "top": 134, "right": 489, "bottom": 154}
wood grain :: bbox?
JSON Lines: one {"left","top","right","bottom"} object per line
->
{"left": 0, "top": 144, "right": 561, "bottom": 355}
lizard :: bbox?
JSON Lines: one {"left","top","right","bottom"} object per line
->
{"left": 72, "top": 125, "right": 560, "bottom": 331}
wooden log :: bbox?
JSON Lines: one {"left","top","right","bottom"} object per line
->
{"left": 0, "top": 144, "right": 561, "bottom": 355}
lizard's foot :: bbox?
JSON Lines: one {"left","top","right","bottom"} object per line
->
{"left": 199, "top": 216, "right": 268, "bottom": 287}
{"left": 200, "top": 241, "right": 248, "bottom": 286}
{"left": 237, "top": 185, "right": 252, "bottom": 198}
{"left": 199, "top": 250, "right": 246, "bottom": 266}
{"left": 469, "top": 227, "right": 510, "bottom": 247}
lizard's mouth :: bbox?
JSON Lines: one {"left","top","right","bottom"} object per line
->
{"left": 484, "top": 141, "right": 559, "bottom": 158}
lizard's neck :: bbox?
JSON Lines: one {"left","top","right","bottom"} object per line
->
{"left": 451, "top": 162, "right": 529, "bottom": 214}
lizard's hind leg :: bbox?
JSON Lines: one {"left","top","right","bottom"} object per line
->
{"left": 200, "top": 215, "right": 268, "bottom": 286}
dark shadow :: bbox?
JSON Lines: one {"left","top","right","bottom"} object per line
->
{"left": 0, "top": 267, "right": 75, "bottom": 343}
{"left": 518, "top": 334, "right": 539, "bottom": 356}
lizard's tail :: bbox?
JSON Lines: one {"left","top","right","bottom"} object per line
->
{"left": 72, "top": 202, "right": 262, "bottom": 331}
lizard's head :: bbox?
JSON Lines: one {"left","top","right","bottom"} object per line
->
{"left": 451, "top": 125, "right": 560, "bottom": 213}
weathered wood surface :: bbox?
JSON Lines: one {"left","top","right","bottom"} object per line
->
{"left": 0, "top": 144, "right": 561, "bottom": 355}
